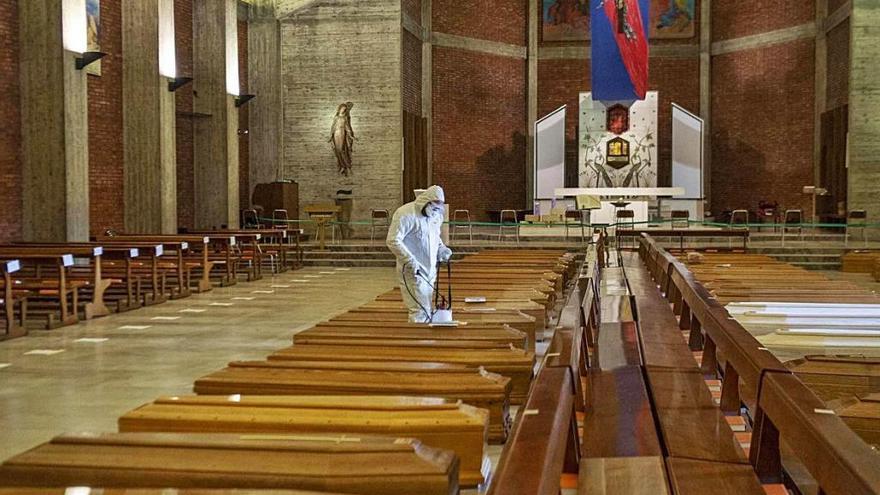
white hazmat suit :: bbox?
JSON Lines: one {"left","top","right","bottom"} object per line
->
{"left": 386, "top": 185, "right": 453, "bottom": 323}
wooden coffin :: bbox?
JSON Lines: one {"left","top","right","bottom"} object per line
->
{"left": 269, "top": 344, "right": 535, "bottom": 405}
{"left": 785, "top": 355, "right": 880, "bottom": 402}
{"left": 119, "top": 395, "right": 488, "bottom": 486}
{"left": 193, "top": 366, "right": 512, "bottom": 443}
{"left": 828, "top": 393, "right": 880, "bottom": 447}
{"left": 0, "top": 490, "right": 349, "bottom": 494}
{"left": 379, "top": 287, "right": 550, "bottom": 308}
{"left": 294, "top": 323, "right": 527, "bottom": 349}
{"left": 331, "top": 309, "right": 539, "bottom": 351}
{"left": 0, "top": 433, "right": 458, "bottom": 495}
{"left": 360, "top": 299, "right": 547, "bottom": 329}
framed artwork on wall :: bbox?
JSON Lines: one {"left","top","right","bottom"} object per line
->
{"left": 542, "top": 0, "right": 590, "bottom": 41}
{"left": 86, "top": 0, "right": 101, "bottom": 76}
{"left": 650, "top": 0, "right": 695, "bottom": 39}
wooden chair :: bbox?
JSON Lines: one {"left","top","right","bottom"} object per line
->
{"left": 452, "top": 209, "right": 473, "bottom": 244}
{"left": 370, "top": 209, "right": 390, "bottom": 243}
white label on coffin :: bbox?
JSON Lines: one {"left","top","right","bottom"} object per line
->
{"left": 334, "top": 268, "right": 351, "bottom": 271}
{"left": 291, "top": 279, "right": 310, "bottom": 283}
{"left": 0, "top": 363, "right": 11, "bottom": 370}
{"left": 304, "top": 275, "right": 321, "bottom": 278}
{"left": 319, "top": 272, "right": 335, "bottom": 275}
{"left": 251, "top": 290, "right": 274, "bottom": 294}
{"left": 151, "top": 316, "right": 181, "bottom": 321}
{"left": 233, "top": 297, "right": 256, "bottom": 301}
{"left": 75, "top": 338, "right": 109, "bottom": 343}
{"left": 210, "top": 302, "right": 234, "bottom": 307}
{"left": 270, "top": 285, "right": 291, "bottom": 288}
{"left": 118, "top": 325, "right": 152, "bottom": 330}
{"left": 465, "top": 297, "right": 487, "bottom": 303}
{"left": 24, "top": 349, "right": 66, "bottom": 356}
{"left": 179, "top": 308, "right": 206, "bottom": 313}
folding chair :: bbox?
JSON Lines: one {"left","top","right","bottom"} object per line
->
{"left": 565, "top": 210, "right": 586, "bottom": 242}
{"left": 452, "top": 209, "right": 473, "bottom": 244}
{"left": 370, "top": 209, "right": 390, "bottom": 243}
{"left": 615, "top": 209, "right": 635, "bottom": 248}
{"left": 782, "top": 209, "right": 804, "bottom": 246}
{"left": 728, "top": 209, "right": 749, "bottom": 248}
{"left": 499, "top": 210, "right": 520, "bottom": 243}
{"left": 846, "top": 210, "right": 868, "bottom": 247}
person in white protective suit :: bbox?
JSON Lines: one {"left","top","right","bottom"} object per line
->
{"left": 386, "top": 185, "right": 453, "bottom": 323}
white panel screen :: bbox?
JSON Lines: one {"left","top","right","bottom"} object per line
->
{"left": 672, "top": 104, "right": 704, "bottom": 199}
{"left": 535, "top": 106, "right": 566, "bottom": 200}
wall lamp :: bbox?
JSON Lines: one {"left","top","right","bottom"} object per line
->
{"left": 234, "top": 94, "right": 256, "bottom": 107}
{"left": 75, "top": 51, "right": 106, "bottom": 70}
{"left": 168, "top": 76, "right": 194, "bottom": 92}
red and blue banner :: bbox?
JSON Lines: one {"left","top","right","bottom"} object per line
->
{"left": 591, "top": 0, "right": 650, "bottom": 101}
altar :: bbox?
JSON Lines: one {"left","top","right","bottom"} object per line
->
{"left": 554, "top": 187, "right": 684, "bottom": 225}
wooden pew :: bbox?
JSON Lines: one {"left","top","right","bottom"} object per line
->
{"left": 579, "top": 457, "right": 670, "bottom": 495}
{"left": 828, "top": 393, "right": 880, "bottom": 447}
{"left": 193, "top": 365, "right": 513, "bottom": 443}
{"left": 99, "top": 234, "right": 230, "bottom": 288}
{"left": 0, "top": 252, "right": 79, "bottom": 329}
{"left": 1, "top": 259, "right": 27, "bottom": 340}
{"left": 0, "top": 489, "right": 349, "bottom": 494}
{"left": 750, "top": 372, "right": 880, "bottom": 494}
{"left": 268, "top": 343, "right": 534, "bottom": 406}
{"left": 119, "top": 394, "right": 489, "bottom": 486}
{"left": 0, "top": 432, "right": 460, "bottom": 495}
{"left": 488, "top": 367, "right": 579, "bottom": 495}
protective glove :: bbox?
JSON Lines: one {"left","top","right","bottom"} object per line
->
{"left": 438, "top": 246, "right": 453, "bottom": 262}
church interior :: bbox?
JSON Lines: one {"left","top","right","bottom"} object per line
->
{"left": 1, "top": 0, "right": 880, "bottom": 493}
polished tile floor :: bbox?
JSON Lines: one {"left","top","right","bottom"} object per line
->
{"left": 0, "top": 266, "right": 400, "bottom": 460}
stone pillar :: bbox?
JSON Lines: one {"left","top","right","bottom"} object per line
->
{"left": 848, "top": 0, "right": 880, "bottom": 237}
{"left": 193, "top": 0, "right": 240, "bottom": 229}
{"left": 123, "top": 0, "right": 177, "bottom": 233}
{"left": 526, "top": 0, "right": 539, "bottom": 205}
{"left": 18, "top": 0, "right": 90, "bottom": 242}
{"left": 422, "top": 0, "right": 433, "bottom": 181}
{"left": 699, "top": 0, "right": 711, "bottom": 210}
{"left": 248, "top": 0, "right": 283, "bottom": 197}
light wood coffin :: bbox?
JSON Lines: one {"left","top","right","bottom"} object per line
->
{"left": 0, "top": 433, "right": 459, "bottom": 495}
{"left": 785, "top": 355, "right": 880, "bottom": 402}
{"left": 193, "top": 366, "right": 512, "bottom": 443}
{"left": 268, "top": 344, "right": 534, "bottom": 406}
{"left": 828, "top": 393, "right": 880, "bottom": 447}
{"left": 119, "top": 395, "right": 488, "bottom": 486}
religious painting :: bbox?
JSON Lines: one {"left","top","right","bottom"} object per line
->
{"left": 607, "top": 104, "right": 630, "bottom": 135}
{"left": 542, "top": 0, "right": 590, "bottom": 41}
{"left": 650, "top": 0, "right": 696, "bottom": 39}
{"left": 579, "top": 92, "right": 658, "bottom": 188}
{"left": 86, "top": 0, "right": 101, "bottom": 76}
{"left": 606, "top": 137, "right": 630, "bottom": 168}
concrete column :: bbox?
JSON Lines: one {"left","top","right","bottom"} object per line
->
{"left": 18, "top": 0, "right": 90, "bottom": 242}
{"left": 814, "top": 0, "right": 828, "bottom": 191}
{"left": 193, "top": 0, "right": 240, "bottom": 229}
{"left": 700, "top": 0, "right": 711, "bottom": 210}
{"left": 848, "top": 0, "right": 880, "bottom": 236}
{"left": 123, "top": 0, "right": 177, "bottom": 233}
{"left": 526, "top": 0, "right": 538, "bottom": 205}
{"left": 248, "top": 0, "right": 283, "bottom": 197}
{"left": 422, "top": 0, "right": 433, "bottom": 181}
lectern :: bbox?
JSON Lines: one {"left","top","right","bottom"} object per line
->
{"left": 304, "top": 204, "right": 341, "bottom": 251}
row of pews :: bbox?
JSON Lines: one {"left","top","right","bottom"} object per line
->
{"left": 0, "top": 229, "right": 304, "bottom": 340}
{"left": 0, "top": 248, "right": 578, "bottom": 494}
{"left": 636, "top": 234, "right": 880, "bottom": 494}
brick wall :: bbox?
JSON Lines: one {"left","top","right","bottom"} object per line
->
{"left": 826, "top": 18, "right": 849, "bottom": 110}
{"left": 176, "top": 0, "right": 195, "bottom": 230}
{"left": 713, "top": 0, "right": 814, "bottom": 41}
{"left": 432, "top": 47, "right": 527, "bottom": 219}
{"left": 710, "top": 39, "right": 815, "bottom": 215}
{"left": 238, "top": 19, "right": 249, "bottom": 209}
{"left": 0, "top": 0, "right": 21, "bottom": 243}
{"left": 537, "top": 58, "right": 589, "bottom": 186}
{"left": 402, "top": 30, "right": 422, "bottom": 116}
{"left": 433, "top": 0, "right": 527, "bottom": 46}
{"left": 88, "top": 0, "right": 124, "bottom": 235}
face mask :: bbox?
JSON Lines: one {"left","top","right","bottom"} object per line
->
{"left": 426, "top": 204, "right": 444, "bottom": 217}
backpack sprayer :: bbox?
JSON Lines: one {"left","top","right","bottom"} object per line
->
{"left": 431, "top": 260, "right": 454, "bottom": 324}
